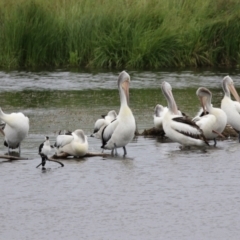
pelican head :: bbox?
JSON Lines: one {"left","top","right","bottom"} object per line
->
{"left": 161, "top": 81, "right": 178, "bottom": 115}
{"left": 222, "top": 76, "right": 240, "bottom": 101}
{"left": 196, "top": 87, "right": 212, "bottom": 114}
{"left": 102, "top": 110, "right": 117, "bottom": 120}
{"left": 154, "top": 104, "right": 164, "bottom": 117}
{"left": 45, "top": 136, "right": 49, "bottom": 141}
{"left": 73, "top": 129, "right": 86, "bottom": 142}
{"left": 118, "top": 71, "right": 130, "bottom": 105}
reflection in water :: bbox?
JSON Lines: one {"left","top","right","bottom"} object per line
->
{"left": 0, "top": 69, "right": 240, "bottom": 240}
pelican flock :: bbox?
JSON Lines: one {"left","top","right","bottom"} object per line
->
{"left": 1, "top": 71, "right": 240, "bottom": 159}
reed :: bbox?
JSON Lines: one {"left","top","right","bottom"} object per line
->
{"left": 0, "top": 0, "right": 239, "bottom": 68}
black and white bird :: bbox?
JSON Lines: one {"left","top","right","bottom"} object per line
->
{"left": 101, "top": 71, "right": 136, "bottom": 156}
{"left": 38, "top": 136, "right": 54, "bottom": 168}
{"left": 0, "top": 108, "right": 29, "bottom": 156}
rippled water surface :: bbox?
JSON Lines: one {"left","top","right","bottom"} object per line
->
{"left": 1, "top": 68, "right": 240, "bottom": 240}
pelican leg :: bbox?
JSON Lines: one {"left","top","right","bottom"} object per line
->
{"left": 18, "top": 143, "right": 21, "bottom": 156}
{"left": 114, "top": 144, "right": 118, "bottom": 156}
{"left": 111, "top": 149, "right": 114, "bottom": 156}
{"left": 8, "top": 146, "right": 10, "bottom": 155}
{"left": 238, "top": 132, "right": 240, "bottom": 143}
{"left": 123, "top": 146, "right": 127, "bottom": 156}
{"left": 213, "top": 138, "right": 217, "bottom": 147}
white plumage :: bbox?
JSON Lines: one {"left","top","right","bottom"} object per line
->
{"left": 91, "top": 110, "right": 117, "bottom": 138}
{"left": 221, "top": 76, "right": 240, "bottom": 141}
{"left": 101, "top": 71, "right": 136, "bottom": 156}
{"left": 161, "top": 81, "right": 209, "bottom": 148}
{"left": 55, "top": 129, "right": 88, "bottom": 157}
{"left": 153, "top": 104, "right": 168, "bottom": 130}
{"left": 0, "top": 107, "right": 29, "bottom": 155}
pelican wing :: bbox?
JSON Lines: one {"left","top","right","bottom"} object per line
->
{"left": 55, "top": 134, "right": 73, "bottom": 148}
{"left": 233, "top": 101, "right": 240, "bottom": 114}
{"left": 192, "top": 107, "right": 209, "bottom": 122}
{"left": 101, "top": 119, "right": 119, "bottom": 147}
{"left": 93, "top": 119, "right": 106, "bottom": 133}
{"left": 195, "top": 114, "right": 216, "bottom": 129}
{"left": 172, "top": 117, "right": 209, "bottom": 144}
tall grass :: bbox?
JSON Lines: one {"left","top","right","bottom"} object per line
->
{"left": 0, "top": 0, "right": 240, "bottom": 68}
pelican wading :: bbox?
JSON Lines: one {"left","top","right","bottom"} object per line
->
{"left": 193, "top": 87, "right": 227, "bottom": 146}
{"left": 101, "top": 71, "right": 136, "bottom": 156}
{"left": 161, "top": 81, "right": 209, "bottom": 148}
{"left": 0, "top": 108, "right": 29, "bottom": 155}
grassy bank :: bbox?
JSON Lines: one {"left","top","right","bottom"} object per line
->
{"left": 0, "top": 0, "right": 240, "bottom": 68}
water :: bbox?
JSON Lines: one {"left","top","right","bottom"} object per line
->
{"left": 0, "top": 68, "right": 240, "bottom": 240}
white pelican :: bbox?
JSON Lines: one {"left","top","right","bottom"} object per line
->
{"left": 101, "top": 71, "right": 136, "bottom": 156}
{"left": 221, "top": 76, "right": 240, "bottom": 141}
{"left": 193, "top": 87, "right": 227, "bottom": 146}
{"left": 55, "top": 129, "right": 88, "bottom": 157}
{"left": 91, "top": 110, "right": 117, "bottom": 138}
{"left": 161, "top": 81, "right": 209, "bottom": 148}
{"left": 153, "top": 104, "right": 168, "bottom": 130}
{"left": 0, "top": 108, "right": 29, "bottom": 155}
{"left": 153, "top": 104, "right": 185, "bottom": 130}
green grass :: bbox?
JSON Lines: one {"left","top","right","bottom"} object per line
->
{"left": 0, "top": 0, "right": 240, "bottom": 68}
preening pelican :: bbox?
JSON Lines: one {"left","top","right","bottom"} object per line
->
{"left": 153, "top": 104, "right": 168, "bottom": 130}
{"left": 55, "top": 129, "right": 88, "bottom": 157}
{"left": 193, "top": 87, "right": 227, "bottom": 146}
{"left": 221, "top": 76, "right": 240, "bottom": 141}
{"left": 0, "top": 108, "right": 29, "bottom": 155}
{"left": 101, "top": 71, "right": 136, "bottom": 156}
{"left": 91, "top": 110, "right": 117, "bottom": 138}
{"left": 153, "top": 104, "right": 185, "bottom": 130}
{"left": 161, "top": 82, "right": 209, "bottom": 148}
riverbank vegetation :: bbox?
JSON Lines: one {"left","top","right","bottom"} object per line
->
{"left": 0, "top": 0, "right": 240, "bottom": 68}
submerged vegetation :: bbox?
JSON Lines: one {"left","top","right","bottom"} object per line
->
{"left": 0, "top": 0, "right": 240, "bottom": 68}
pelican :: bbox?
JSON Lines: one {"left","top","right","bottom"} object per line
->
{"left": 193, "top": 87, "right": 227, "bottom": 146}
{"left": 55, "top": 129, "right": 88, "bottom": 157}
{"left": 161, "top": 81, "right": 209, "bottom": 148}
{"left": 153, "top": 104, "right": 168, "bottom": 130}
{"left": 221, "top": 76, "right": 240, "bottom": 141}
{"left": 153, "top": 104, "right": 185, "bottom": 130}
{"left": 91, "top": 110, "right": 117, "bottom": 138}
{"left": 0, "top": 108, "right": 29, "bottom": 155}
{"left": 101, "top": 71, "right": 136, "bottom": 156}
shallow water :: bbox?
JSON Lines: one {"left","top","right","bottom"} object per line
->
{"left": 0, "top": 68, "right": 240, "bottom": 240}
